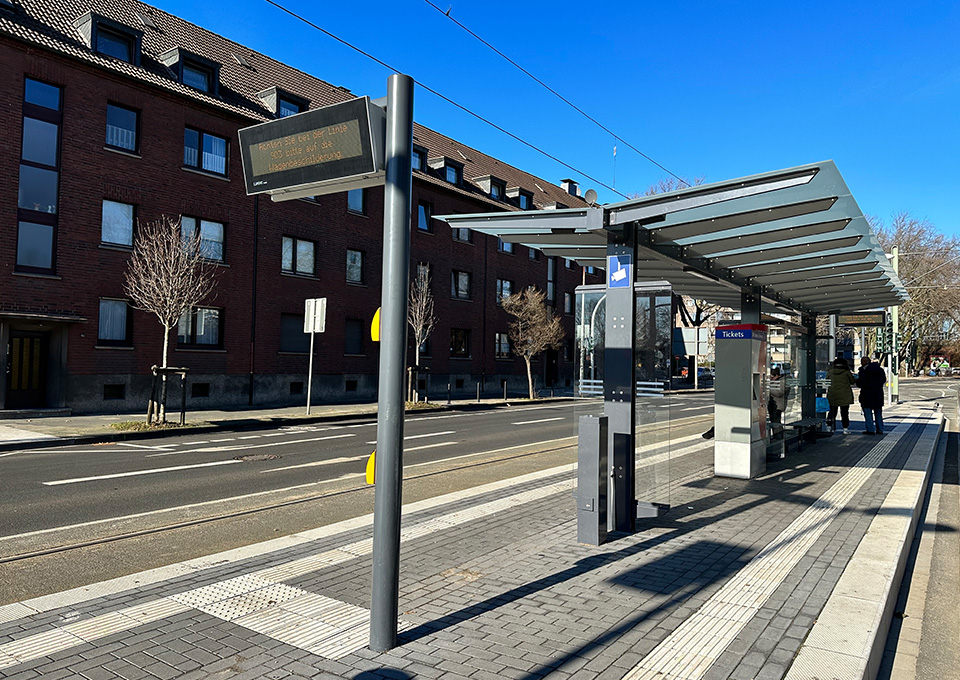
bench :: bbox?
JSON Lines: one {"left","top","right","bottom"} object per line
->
{"left": 781, "top": 417, "right": 825, "bottom": 453}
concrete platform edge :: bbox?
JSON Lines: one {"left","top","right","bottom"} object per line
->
{"left": 786, "top": 410, "right": 944, "bottom": 680}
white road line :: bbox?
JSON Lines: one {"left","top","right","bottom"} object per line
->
{"left": 364, "top": 431, "right": 456, "bottom": 445}
{"left": 145, "top": 433, "right": 356, "bottom": 457}
{"left": 238, "top": 435, "right": 262, "bottom": 440}
{"left": 511, "top": 417, "right": 565, "bottom": 425}
{"left": 124, "top": 443, "right": 176, "bottom": 451}
{"left": 260, "top": 456, "right": 367, "bottom": 474}
{"left": 405, "top": 441, "right": 457, "bottom": 452}
{"left": 43, "top": 460, "right": 242, "bottom": 486}
{"left": 210, "top": 438, "right": 235, "bottom": 442}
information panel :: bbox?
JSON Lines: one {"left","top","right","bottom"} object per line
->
{"left": 238, "top": 97, "right": 385, "bottom": 198}
{"left": 837, "top": 311, "right": 885, "bottom": 327}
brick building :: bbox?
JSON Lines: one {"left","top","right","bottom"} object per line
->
{"left": 0, "top": 0, "right": 602, "bottom": 413}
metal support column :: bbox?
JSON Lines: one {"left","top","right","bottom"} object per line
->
{"left": 801, "top": 314, "right": 817, "bottom": 419}
{"left": 604, "top": 225, "right": 636, "bottom": 533}
{"left": 369, "top": 74, "right": 414, "bottom": 653}
{"left": 828, "top": 315, "right": 836, "bottom": 362}
{"left": 740, "top": 289, "right": 761, "bottom": 324}
{"left": 891, "top": 246, "right": 899, "bottom": 402}
{"left": 577, "top": 415, "right": 607, "bottom": 545}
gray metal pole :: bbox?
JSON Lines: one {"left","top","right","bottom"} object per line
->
{"left": 306, "top": 331, "right": 314, "bottom": 415}
{"left": 369, "top": 74, "right": 414, "bottom": 653}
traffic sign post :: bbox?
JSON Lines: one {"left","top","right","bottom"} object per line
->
{"left": 303, "top": 298, "right": 326, "bottom": 415}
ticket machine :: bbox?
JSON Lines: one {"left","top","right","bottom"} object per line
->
{"left": 714, "top": 324, "right": 768, "bottom": 479}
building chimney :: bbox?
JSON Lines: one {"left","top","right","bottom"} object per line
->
{"left": 560, "top": 179, "right": 579, "bottom": 197}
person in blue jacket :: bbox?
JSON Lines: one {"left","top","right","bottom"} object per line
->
{"left": 857, "top": 356, "right": 887, "bottom": 434}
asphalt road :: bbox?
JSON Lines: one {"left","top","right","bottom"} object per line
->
{"left": 0, "top": 393, "right": 717, "bottom": 599}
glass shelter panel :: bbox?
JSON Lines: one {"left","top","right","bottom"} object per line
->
{"left": 635, "top": 290, "right": 674, "bottom": 509}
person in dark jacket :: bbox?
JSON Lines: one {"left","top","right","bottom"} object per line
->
{"left": 826, "top": 357, "right": 857, "bottom": 433}
{"left": 857, "top": 357, "right": 887, "bottom": 434}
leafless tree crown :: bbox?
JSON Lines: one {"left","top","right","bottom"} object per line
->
{"left": 123, "top": 215, "right": 218, "bottom": 336}
{"left": 407, "top": 265, "right": 437, "bottom": 364}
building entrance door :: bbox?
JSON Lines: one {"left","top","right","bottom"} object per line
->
{"left": 6, "top": 331, "right": 48, "bottom": 409}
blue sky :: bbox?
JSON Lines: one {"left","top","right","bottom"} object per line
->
{"left": 158, "top": 0, "right": 958, "bottom": 233}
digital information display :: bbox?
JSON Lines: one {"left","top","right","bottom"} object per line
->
{"left": 837, "top": 311, "right": 886, "bottom": 327}
{"left": 238, "top": 97, "right": 384, "bottom": 197}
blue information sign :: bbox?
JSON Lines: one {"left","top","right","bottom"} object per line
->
{"left": 608, "top": 254, "right": 631, "bottom": 289}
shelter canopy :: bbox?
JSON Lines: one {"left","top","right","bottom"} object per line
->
{"left": 437, "top": 161, "right": 907, "bottom": 316}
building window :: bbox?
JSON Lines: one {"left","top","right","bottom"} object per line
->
{"left": 182, "top": 61, "right": 213, "bottom": 92}
{"left": 565, "top": 258, "right": 575, "bottom": 270}
{"left": 450, "top": 328, "right": 471, "bottom": 358}
{"left": 101, "top": 200, "right": 134, "bottom": 247}
{"left": 178, "top": 307, "right": 222, "bottom": 347}
{"left": 418, "top": 336, "right": 431, "bottom": 357}
{"left": 347, "top": 189, "right": 365, "bottom": 214}
{"left": 278, "top": 96, "right": 303, "bottom": 118}
{"left": 345, "top": 318, "right": 364, "bottom": 355}
{"left": 497, "top": 279, "right": 513, "bottom": 304}
{"left": 279, "top": 313, "right": 309, "bottom": 353}
{"left": 445, "top": 165, "right": 461, "bottom": 186}
{"left": 564, "top": 292, "right": 574, "bottom": 314}
{"left": 412, "top": 149, "right": 425, "bottom": 170}
{"left": 417, "top": 201, "right": 432, "bottom": 231}
{"left": 184, "top": 128, "right": 227, "bottom": 175}
{"left": 96, "top": 26, "right": 133, "bottom": 62}
{"left": 346, "top": 249, "right": 364, "bottom": 283}
{"left": 490, "top": 181, "right": 505, "bottom": 200}
{"left": 586, "top": 265, "right": 595, "bottom": 275}
{"left": 105, "top": 104, "right": 138, "bottom": 152}
{"left": 495, "top": 333, "right": 511, "bottom": 359}
{"left": 517, "top": 191, "right": 533, "bottom": 210}
{"left": 17, "top": 78, "right": 62, "bottom": 274}
{"left": 497, "top": 238, "right": 514, "bottom": 254}
{"left": 547, "top": 257, "right": 557, "bottom": 304}
{"left": 98, "top": 299, "right": 131, "bottom": 346}
{"left": 451, "top": 270, "right": 471, "bottom": 300}
{"left": 529, "top": 247, "right": 540, "bottom": 261}
{"left": 452, "top": 226, "right": 472, "bottom": 243}
{"left": 182, "top": 216, "right": 224, "bottom": 262}
{"left": 281, "top": 236, "right": 315, "bottom": 275}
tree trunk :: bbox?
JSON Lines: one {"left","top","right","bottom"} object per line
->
{"left": 159, "top": 325, "right": 170, "bottom": 423}
{"left": 525, "top": 356, "right": 534, "bottom": 400}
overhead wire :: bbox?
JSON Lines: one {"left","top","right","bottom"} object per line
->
{"left": 262, "top": 0, "right": 629, "bottom": 198}
{"left": 422, "top": 0, "right": 689, "bottom": 188}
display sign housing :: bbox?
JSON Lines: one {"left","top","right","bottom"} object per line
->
{"left": 837, "top": 311, "right": 886, "bottom": 327}
{"left": 238, "top": 97, "right": 385, "bottom": 200}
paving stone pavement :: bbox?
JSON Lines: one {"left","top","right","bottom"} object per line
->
{"left": 0, "top": 406, "right": 941, "bottom": 680}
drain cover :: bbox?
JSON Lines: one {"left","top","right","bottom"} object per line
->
{"left": 234, "top": 454, "right": 281, "bottom": 462}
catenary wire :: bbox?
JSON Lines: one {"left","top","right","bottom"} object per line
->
{"left": 423, "top": 0, "right": 690, "bottom": 188}
{"left": 261, "top": 0, "right": 629, "bottom": 198}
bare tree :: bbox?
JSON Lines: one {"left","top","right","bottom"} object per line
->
{"left": 874, "top": 212, "right": 960, "bottom": 373}
{"left": 407, "top": 264, "right": 437, "bottom": 401}
{"left": 124, "top": 215, "right": 218, "bottom": 422}
{"left": 408, "top": 264, "right": 437, "bottom": 367}
{"left": 502, "top": 288, "right": 565, "bottom": 399}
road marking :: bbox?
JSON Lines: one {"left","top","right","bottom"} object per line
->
{"left": 43, "top": 460, "right": 242, "bottom": 486}
{"left": 511, "top": 417, "right": 565, "bottom": 425}
{"left": 260, "top": 455, "right": 367, "bottom": 473}
{"left": 145, "top": 433, "right": 356, "bottom": 456}
{"left": 364, "top": 431, "right": 455, "bottom": 445}
{"left": 210, "top": 438, "right": 235, "bottom": 442}
{"left": 405, "top": 441, "right": 457, "bottom": 452}
{"left": 124, "top": 443, "right": 176, "bottom": 451}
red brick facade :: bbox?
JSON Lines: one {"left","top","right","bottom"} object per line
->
{"left": 0, "top": 2, "right": 602, "bottom": 413}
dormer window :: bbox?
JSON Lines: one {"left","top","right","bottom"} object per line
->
{"left": 412, "top": 147, "right": 426, "bottom": 171}
{"left": 507, "top": 187, "right": 534, "bottom": 210}
{"left": 257, "top": 87, "right": 309, "bottom": 118}
{"left": 73, "top": 13, "right": 143, "bottom": 66}
{"left": 160, "top": 47, "right": 221, "bottom": 95}
{"left": 474, "top": 174, "right": 505, "bottom": 199}
{"left": 182, "top": 62, "right": 211, "bottom": 91}
{"left": 428, "top": 157, "right": 463, "bottom": 187}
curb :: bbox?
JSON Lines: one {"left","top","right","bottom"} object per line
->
{"left": 0, "top": 397, "right": 576, "bottom": 453}
{"left": 785, "top": 410, "right": 944, "bottom": 680}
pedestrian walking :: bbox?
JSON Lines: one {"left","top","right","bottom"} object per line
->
{"left": 857, "top": 356, "right": 887, "bottom": 434}
{"left": 826, "top": 357, "right": 856, "bottom": 434}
